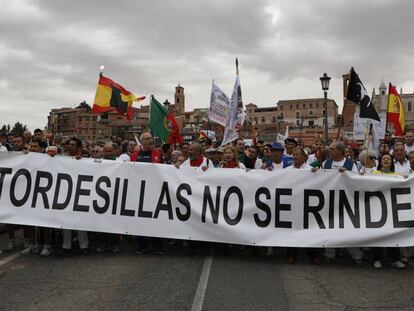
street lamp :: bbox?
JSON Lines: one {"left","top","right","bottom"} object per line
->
{"left": 320, "top": 72, "right": 331, "bottom": 145}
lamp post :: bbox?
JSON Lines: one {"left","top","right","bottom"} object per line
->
{"left": 320, "top": 72, "right": 331, "bottom": 145}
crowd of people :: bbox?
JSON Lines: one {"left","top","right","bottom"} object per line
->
{"left": 1, "top": 128, "right": 414, "bottom": 270}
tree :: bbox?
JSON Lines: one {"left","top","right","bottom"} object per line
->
{"left": 11, "top": 122, "right": 28, "bottom": 136}
{"left": 76, "top": 101, "right": 91, "bottom": 111}
{"left": 0, "top": 124, "right": 11, "bottom": 134}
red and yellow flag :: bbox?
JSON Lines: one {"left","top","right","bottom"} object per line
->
{"left": 387, "top": 83, "right": 405, "bottom": 136}
{"left": 92, "top": 75, "right": 145, "bottom": 120}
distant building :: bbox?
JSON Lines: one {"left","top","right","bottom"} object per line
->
{"left": 245, "top": 98, "right": 338, "bottom": 142}
{"left": 48, "top": 105, "right": 149, "bottom": 141}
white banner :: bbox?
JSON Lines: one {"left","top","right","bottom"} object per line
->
{"left": 1, "top": 152, "right": 414, "bottom": 247}
{"left": 222, "top": 75, "right": 244, "bottom": 146}
{"left": 353, "top": 111, "right": 386, "bottom": 140}
{"left": 208, "top": 81, "right": 230, "bottom": 127}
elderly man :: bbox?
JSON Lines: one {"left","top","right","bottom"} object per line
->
{"left": 130, "top": 132, "right": 163, "bottom": 255}
{"left": 182, "top": 142, "right": 212, "bottom": 168}
{"left": 393, "top": 142, "right": 410, "bottom": 175}
{"left": 181, "top": 142, "right": 212, "bottom": 255}
{"left": 323, "top": 141, "right": 358, "bottom": 172}
{"left": 23, "top": 130, "right": 32, "bottom": 145}
{"left": 91, "top": 145, "right": 103, "bottom": 159}
{"left": 321, "top": 141, "right": 362, "bottom": 265}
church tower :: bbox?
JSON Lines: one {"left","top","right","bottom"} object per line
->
{"left": 174, "top": 84, "right": 185, "bottom": 114}
{"left": 378, "top": 78, "right": 388, "bottom": 113}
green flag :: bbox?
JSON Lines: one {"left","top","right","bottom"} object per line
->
{"left": 149, "top": 96, "right": 183, "bottom": 144}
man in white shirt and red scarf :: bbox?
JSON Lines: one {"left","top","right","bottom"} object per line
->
{"left": 182, "top": 142, "right": 212, "bottom": 169}
{"left": 181, "top": 142, "right": 211, "bottom": 254}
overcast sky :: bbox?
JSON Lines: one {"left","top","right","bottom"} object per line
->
{"left": 1, "top": 0, "right": 414, "bottom": 130}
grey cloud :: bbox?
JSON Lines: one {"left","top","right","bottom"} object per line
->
{"left": 0, "top": 0, "right": 413, "bottom": 130}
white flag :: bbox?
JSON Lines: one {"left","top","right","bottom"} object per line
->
{"left": 208, "top": 81, "right": 230, "bottom": 127}
{"left": 221, "top": 75, "right": 244, "bottom": 146}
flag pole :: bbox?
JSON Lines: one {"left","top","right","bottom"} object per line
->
{"left": 206, "top": 79, "right": 213, "bottom": 143}
{"left": 363, "top": 122, "right": 373, "bottom": 175}
{"left": 236, "top": 57, "right": 242, "bottom": 139}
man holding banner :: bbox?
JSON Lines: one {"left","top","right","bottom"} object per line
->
{"left": 130, "top": 132, "right": 163, "bottom": 255}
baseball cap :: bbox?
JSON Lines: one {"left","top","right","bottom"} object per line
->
{"left": 270, "top": 142, "right": 285, "bottom": 151}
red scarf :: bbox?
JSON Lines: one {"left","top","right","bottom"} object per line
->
{"left": 223, "top": 160, "right": 238, "bottom": 168}
{"left": 190, "top": 155, "right": 204, "bottom": 167}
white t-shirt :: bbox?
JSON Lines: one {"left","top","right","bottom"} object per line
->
{"left": 285, "top": 163, "right": 312, "bottom": 170}
{"left": 322, "top": 158, "right": 359, "bottom": 172}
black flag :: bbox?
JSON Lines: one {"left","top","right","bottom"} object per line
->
{"left": 346, "top": 67, "right": 380, "bottom": 122}
{"left": 110, "top": 85, "right": 129, "bottom": 114}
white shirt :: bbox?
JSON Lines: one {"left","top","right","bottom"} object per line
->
{"left": 405, "top": 144, "right": 414, "bottom": 154}
{"left": 117, "top": 153, "right": 130, "bottom": 162}
{"left": 182, "top": 156, "right": 212, "bottom": 168}
{"left": 254, "top": 158, "right": 263, "bottom": 169}
{"left": 322, "top": 158, "right": 359, "bottom": 172}
{"left": 285, "top": 163, "right": 312, "bottom": 170}
{"left": 394, "top": 159, "right": 410, "bottom": 175}
{"left": 0, "top": 144, "right": 7, "bottom": 152}
{"left": 306, "top": 154, "right": 317, "bottom": 165}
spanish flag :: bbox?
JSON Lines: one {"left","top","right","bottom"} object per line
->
{"left": 92, "top": 75, "right": 145, "bottom": 120}
{"left": 387, "top": 83, "right": 405, "bottom": 136}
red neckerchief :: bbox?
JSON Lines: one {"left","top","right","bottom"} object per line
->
{"left": 224, "top": 160, "right": 238, "bottom": 168}
{"left": 190, "top": 155, "right": 204, "bottom": 167}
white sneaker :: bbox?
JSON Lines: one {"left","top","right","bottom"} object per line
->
{"left": 373, "top": 260, "right": 382, "bottom": 269}
{"left": 40, "top": 247, "right": 51, "bottom": 256}
{"left": 391, "top": 260, "right": 406, "bottom": 269}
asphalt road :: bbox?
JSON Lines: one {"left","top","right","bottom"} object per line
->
{"left": 0, "top": 232, "right": 413, "bottom": 311}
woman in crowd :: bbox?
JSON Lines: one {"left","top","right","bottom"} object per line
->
{"left": 220, "top": 145, "right": 246, "bottom": 169}
{"left": 358, "top": 150, "right": 377, "bottom": 174}
{"left": 371, "top": 154, "right": 406, "bottom": 269}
